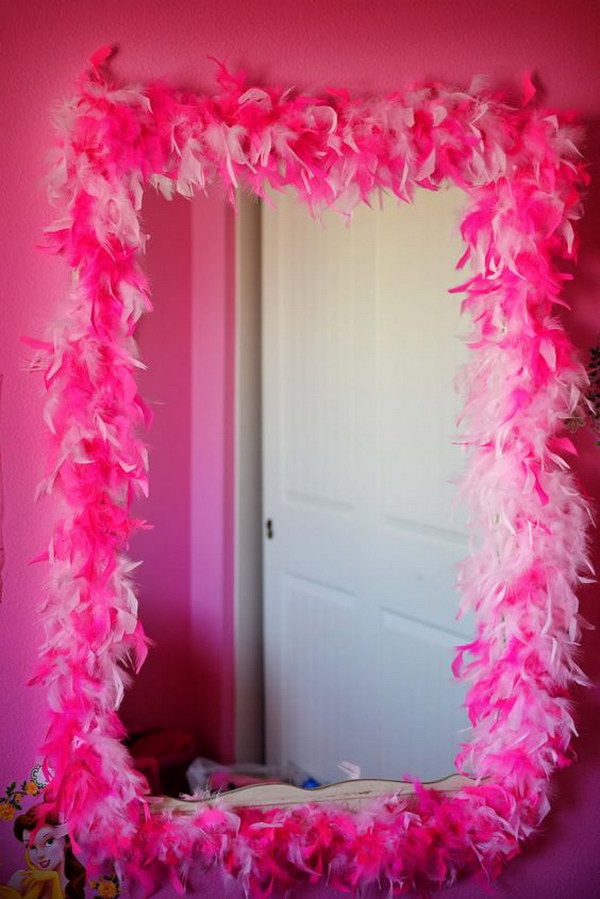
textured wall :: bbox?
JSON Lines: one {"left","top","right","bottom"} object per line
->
{"left": 1, "top": 0, "right": 599, "bottom": 895}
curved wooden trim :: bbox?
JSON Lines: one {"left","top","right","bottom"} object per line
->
{"left": 154, "top": 773, "right": 477, "bottom": 813}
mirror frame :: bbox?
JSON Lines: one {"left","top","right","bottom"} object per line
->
{"left": 33, "top": 47, "right": 592, "bottom": 893}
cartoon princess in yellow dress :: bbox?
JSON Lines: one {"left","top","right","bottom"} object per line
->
{"left": 0, "top": 807, "right": 85, "bottom": 899}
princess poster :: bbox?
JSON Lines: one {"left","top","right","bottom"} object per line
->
{"left": 0, "top": 775, "right": 118, "bottom": 899}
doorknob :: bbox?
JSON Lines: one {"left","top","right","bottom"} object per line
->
{"left": 265, "top": 519, "right": 274, "bottom": 539}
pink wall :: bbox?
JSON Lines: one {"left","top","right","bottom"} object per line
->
{"left": 119, "top": 191, "right": 195, "bottom": 737}
{"left": 119, "top": 189, "right": 237, "bottom": 762}
{"left": 1, "top": 0, "right": 599, "bottom": 894}
{"left": 189, "top": 193, "right": 237, "bottom": 763}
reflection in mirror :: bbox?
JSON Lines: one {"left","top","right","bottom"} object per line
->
{"left": 120, "top": 186, "right": 473, "bottom": 797}
{"left": 119, "top": 189, "right": 197, "bottom": 796}
{"left": 262, "top": 188, "right": 471, "bottom": 787}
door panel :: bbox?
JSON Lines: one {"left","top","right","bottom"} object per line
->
{"left": 263, "top": 189, "right": 471, "bottom": 783}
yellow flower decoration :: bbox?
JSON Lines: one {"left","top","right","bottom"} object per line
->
{"left": 98, "top": 882, "right": 118, "bottom": 899}
{"left": 25, "top": 782, "right": 39, "bottom": 796}
{"left": 0, "top": 801, "right": 15, "bottom": 821}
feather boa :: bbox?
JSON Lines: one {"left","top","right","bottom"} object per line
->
{"left": 34, "top": 51, "right": 591, "bottom": 894}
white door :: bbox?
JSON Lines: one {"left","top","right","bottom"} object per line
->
{"left": 262, "top": 189, "right": 471, "bottom": 785}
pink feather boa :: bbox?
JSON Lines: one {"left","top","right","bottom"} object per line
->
{"left": 33, "top": 52, "right": 591, "bottom": 894}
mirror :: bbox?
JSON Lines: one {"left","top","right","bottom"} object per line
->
{"left": 25, "top": 54, "right": 591, "bottom": 894}
{"left": 120, "top": 184, "right": 474, "bottom": 794}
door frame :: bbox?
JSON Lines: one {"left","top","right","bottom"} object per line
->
{"left": 233, "top": 195, "right": 264, "bottom": 762}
